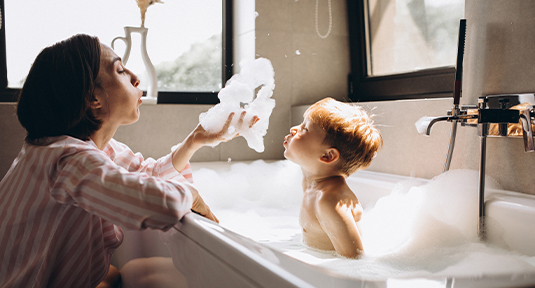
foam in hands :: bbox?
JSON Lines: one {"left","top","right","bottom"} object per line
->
{"left": 199, "top": 58, "right": 275, "bottom": 153}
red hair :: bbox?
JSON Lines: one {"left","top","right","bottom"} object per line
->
{"left": 304, "top": 98, "right": 382, "bottom": 176}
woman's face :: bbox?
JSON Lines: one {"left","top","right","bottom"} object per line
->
{"left": 95, "top": 44, "right": 143, "bottom": 126}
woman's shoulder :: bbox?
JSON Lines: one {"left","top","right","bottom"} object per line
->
{"left": 18, "top": 136, "right": 108, "bottom": 169}
{"left": 42, "top": 135, "right": 98, "bottom": 150}
{"left": 106, "top": 138, "right": 130, "bottom": 151}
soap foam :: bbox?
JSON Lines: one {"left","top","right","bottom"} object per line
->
{"left": 191, "top": 161, "right": 535, "bottom": 280}
{"left": 415, "top": 116, "right": 435, "bottom": 135}
{"left": 199, "top": 58, "right": 275, "bottom": 153}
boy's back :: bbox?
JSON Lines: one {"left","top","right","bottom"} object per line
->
{"left": 299, "top": 175, "right": 363, "bottom": 257}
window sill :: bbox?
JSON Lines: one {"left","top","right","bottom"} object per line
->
{"left": 0, "top": 89, "right": 220, "bottom": 105}
{"left": 0, "top": 88, "right": 18, "bottom": 102}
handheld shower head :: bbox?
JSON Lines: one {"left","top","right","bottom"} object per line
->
{"left": 453, "top": 19, "right": 467, "bottom": 107}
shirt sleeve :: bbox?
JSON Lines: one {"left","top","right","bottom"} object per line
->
{"left": 49, "top": 147, "right": 194, "bottom": 231}
{"left": 106, "top": 139, "right": 193, "bottom": 183}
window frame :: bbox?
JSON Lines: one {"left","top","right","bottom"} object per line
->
{"left": 0, "top": 0, "right": 231, "bottom": 104}
{"left": 346, "top": 0, "right": 456, "bottom": 102}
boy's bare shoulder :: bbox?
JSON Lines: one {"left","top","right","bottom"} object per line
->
{"left": 315, "top": 179, "right": 361, "bottom": 213}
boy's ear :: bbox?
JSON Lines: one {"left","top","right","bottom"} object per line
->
{"left": 320, "top": 148, "right": 339, "bottom": 164}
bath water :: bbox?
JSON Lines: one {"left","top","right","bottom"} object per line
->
{"left": 191, "top": 160, "right": 535, "bottom": 280}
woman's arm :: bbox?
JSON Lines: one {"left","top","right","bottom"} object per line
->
{"left": 171, "top": 113, "right": 234, "bottom": 173}
{"left": 106, "top": 139, "right": 190, "bottom": 182}
{"left": 50, "top": 149, "right": 215, "bottom": 229}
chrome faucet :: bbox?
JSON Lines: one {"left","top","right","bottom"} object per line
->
{"left": 419, "top": 94, "right": 535, "bottom": 240}
{"left": 519, "top": 105, "right": 534, "bottom": 151}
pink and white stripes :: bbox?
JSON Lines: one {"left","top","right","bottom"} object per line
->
{"left": 0, "top": 136, "right": 194, "bottom": 287}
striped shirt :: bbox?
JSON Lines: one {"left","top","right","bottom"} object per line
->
{"left": 0, "top": 136, "right": 194, "bottom": 288}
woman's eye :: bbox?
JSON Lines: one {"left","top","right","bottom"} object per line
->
{"left": 118, "top": 70, "right": 125, "bottom": 74}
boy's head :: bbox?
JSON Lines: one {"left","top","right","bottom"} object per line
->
{"left": 303, "top": 98, "right": 382, "bottom": 176}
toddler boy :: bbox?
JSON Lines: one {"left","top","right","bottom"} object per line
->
{"left": 283, "top": 98, "right": 382, "bottom": 258}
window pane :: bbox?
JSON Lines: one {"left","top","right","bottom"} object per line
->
{"left": 366, "top": 0, "right": 464, "bottom": 76}
{"left": 5, "top": 0, "right": 222, "bottom": 92}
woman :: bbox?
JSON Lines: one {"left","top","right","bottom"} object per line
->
{"left": 0, "top": 34, "right": 256, "bottom": 288}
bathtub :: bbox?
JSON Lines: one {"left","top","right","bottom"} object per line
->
{"left": 112, "top": 160, "right": 535, "bottom": 288}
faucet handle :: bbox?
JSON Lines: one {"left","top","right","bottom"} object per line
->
{"left": 520, "top": 107, "right": 534, "bottom": 152}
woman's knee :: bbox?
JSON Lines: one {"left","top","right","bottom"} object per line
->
{"left": 120, "top": 257, "right": 187, "bottom": 288}
{"left": 96, "top": 265, "right": 121, "bottom": 288}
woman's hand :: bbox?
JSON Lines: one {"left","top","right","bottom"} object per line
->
{"left": 184, "top": 183, "right": 218, "bottom": 223}
{"left": 171, "top": 112, "right": 259, "bottom": 173}
{"left": 191, "top": 111, "right": 260, "bottom": 148}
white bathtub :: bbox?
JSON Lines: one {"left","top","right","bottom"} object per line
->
{"left": 112, "top": 161, "right": 535, "bottom": 288}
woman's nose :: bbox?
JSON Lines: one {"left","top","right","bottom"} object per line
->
{"left": 290, "top": 127, "right": 298, "bottom": 136}
{"left": 129, "top": 69, "right": 140, "bottom": 87}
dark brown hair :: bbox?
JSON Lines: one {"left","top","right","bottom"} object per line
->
{"left": 17, "top": 34, "right": 102, "bottom": 143}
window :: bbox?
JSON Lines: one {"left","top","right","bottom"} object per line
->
{"left": 0, "top": 0, "right": 232, "bottom": 104}
{"left": 347, "top": 0, "right": 464, "bottom": 102}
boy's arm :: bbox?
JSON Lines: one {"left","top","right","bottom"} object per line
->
{"left": 316, "top": 195, "right": 364, "bottom": 258}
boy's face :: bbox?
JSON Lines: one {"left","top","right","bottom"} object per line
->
{"left": 283, "top": 117, "right": 329, "bottom": 167}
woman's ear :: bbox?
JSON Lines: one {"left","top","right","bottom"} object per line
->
{"left": 90, "top": 97, "right": 102, "bottom": 109}
{"left": 320, "top": 148, "right": 339, "bottom": 164}
{"left": 91, "top": 87, "right": 104, "bottom": 110}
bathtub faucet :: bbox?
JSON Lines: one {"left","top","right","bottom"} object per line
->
{"left": 478, "top": 95, "right": 534, "bottom": 152}
{"left": 418, "top": 104, "right": 478, "bottom": 172}
{"left": 422, "top": 94, "right": 535, "bottom": 150}
{"left": 419, "top": 94, "right": 535, "bottom": 241}
{"left": 421, "top": 106, "right": 478, "bottom": 136}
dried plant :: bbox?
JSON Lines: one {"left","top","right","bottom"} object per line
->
{"left": 136, "top": 0, "right": 164, "bottom": 27}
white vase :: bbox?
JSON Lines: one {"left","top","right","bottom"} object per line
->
{"left": 112, "top": 26, "right": 158, "bottom": 104}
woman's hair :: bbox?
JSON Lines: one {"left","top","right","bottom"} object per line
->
{"left": 304, "top": 97, "right": 383, "bottom": 176}
{"left": 17, "top": 34, "right": 102, "bottom": 143}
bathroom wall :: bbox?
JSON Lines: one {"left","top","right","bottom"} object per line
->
{"left": 0, "top": 104, "right": 26, "bottom": 177}
{"left": 1, "top": 0, "right": 533, "bottom": 196}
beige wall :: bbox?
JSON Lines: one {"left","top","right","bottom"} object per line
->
{"left": 1, "top": 0, "right": 534, "bottom": 196}
{"left": 0, "top": 104, "right": 26, "bottom": 176}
